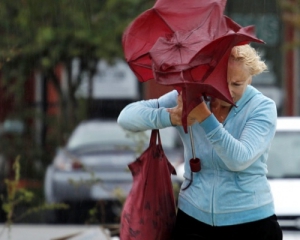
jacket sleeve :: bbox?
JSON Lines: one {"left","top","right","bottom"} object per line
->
{"left": 117, "top": 90, "right": 178, "bottom": 132}
{"left": 200, "top": 97, "right": 277, "bottom": 171}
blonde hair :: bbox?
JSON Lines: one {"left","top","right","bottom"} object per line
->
{"left": 231, "top": 44, "right": 267, "bottom": 76}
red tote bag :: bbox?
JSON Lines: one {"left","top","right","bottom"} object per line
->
{"left": 120, "top": 129, "right": 177, "bottom": 240}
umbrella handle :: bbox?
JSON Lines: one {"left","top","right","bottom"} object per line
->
{"left": 189, "top": 126, "right": 196, "bottom": 159}
{"left": 182, "top": 127, "right": 201, "bottom": 191}
{"left": 189, "top": 127, "right": 201, "bottom": 172}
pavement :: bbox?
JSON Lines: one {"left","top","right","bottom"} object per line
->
{"left": 284, "top": 231, "right": 300, "bottom": 240}
{"left": 0, "top": 224, "right": 300, "bottom": 240}
{"left": 0, "top": 224, "right": 120, "bottom": 240}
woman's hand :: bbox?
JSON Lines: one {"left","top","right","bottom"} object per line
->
{"left": 189, "top": 101, "right": 211, "bottom": 123}
{"left": 167, "top": 93, "right": 211, "bottom": 126}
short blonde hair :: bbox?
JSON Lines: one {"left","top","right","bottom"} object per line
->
{"left": 231, "top": 44, "right": 267, "bottom": 76}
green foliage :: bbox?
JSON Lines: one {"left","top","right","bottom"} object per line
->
{"left": 0, "top": 156, "right": 69, "bottom": 232}
{"left": 0, "top": 0, "right": 156, "bottom": 225}
{"left": 14, "top": 203, "right": 69, "bottom": 222}
{"left": 1, "top": 156, "right": 28, "bottom": 226}
{"left": 0, "top": 0, "right": 153, "bottom": 72}
{"left": 0, "top": 0, "right": 154, "bottom": 181}
{"left": 278, "top": 0, "right": 300, "bottom": 47}
{"left": 0, "top": 121, "right": 44, "bottom": 179}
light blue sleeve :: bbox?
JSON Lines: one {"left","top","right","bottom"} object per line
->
{"left": 117, "top": 90, "right": 178, "bottom": 132}
{"left": 200, "top": 98, "right": 277, "bottom": 171}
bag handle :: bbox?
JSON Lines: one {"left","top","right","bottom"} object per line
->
{"left": 150, "top": 129, "right": 162, "bottom": 146}
{"left": 150, "top": 101, "right": 162, "bottom": 146}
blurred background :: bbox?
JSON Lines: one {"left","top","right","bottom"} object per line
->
{"left": 0, "top": 0, "right": 299, "bottom": 236}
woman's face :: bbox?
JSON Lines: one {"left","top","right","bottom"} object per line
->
{"left": 219, "top": 58, "right": 252, "bottom": 107}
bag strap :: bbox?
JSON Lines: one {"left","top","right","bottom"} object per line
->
{"left": 150, "top": 129, "right": 162, "bottom": 146}
{"left": 149, "top": 101, "right": 163, "bottom": 146}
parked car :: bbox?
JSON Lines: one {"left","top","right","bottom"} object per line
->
{"left": 267, "top": 117, "right": 300, "bottom": 231}
{"left": 176, "top": 117, "right": 300, "bottom": 231}
{"left": 44, "top": 119, "right": 183, "bottom": 223}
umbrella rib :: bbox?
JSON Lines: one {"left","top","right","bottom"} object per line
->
{"left": 123, "top": 0, "right": 264, "bottom": 132}
{"left": 173, "top": 33, "right": 184, "bottom": 64}
{"left": 193, "top": 6, "right": 220, "bottom": 36}
{"left": 152, "top": 8, "right": 176, "bottom": 32}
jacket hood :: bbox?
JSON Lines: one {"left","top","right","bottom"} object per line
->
{"left": 233, "top": 85, "right": 262, "bottom": 114}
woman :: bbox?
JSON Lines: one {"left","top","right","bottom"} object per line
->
{"left": 118, "top": 44, "right": 282, "bottom": 240}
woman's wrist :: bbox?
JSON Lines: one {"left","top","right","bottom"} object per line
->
{"left": 169, "top": 113, "right": 176, "bottom": 126}
{"left": 194, "top": 105, "right": 211, "bottom": 123}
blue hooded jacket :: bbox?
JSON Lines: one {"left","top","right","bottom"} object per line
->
{"left": 118, "top": 85, "right": 277, "bottom": 226}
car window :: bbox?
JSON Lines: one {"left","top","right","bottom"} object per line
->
{"left": 66, "top": 121, "right": 181, "bottom": 151}
{"left": 267, "top": 131, "right": 300, "bottom": 178}
{"left": 67, "top": 122, "right": 135, "bottom": 150}
{"left": 145, "top": 127, "right": 181, "bottom": 149}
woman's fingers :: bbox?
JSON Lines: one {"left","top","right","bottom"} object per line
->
{"left": 167, "top": 107, "right": 196, "bottom": 126}
{"left": 167, "top": 107, "right": 182, "bottom": 126}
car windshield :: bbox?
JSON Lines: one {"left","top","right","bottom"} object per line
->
{"left": 267, "top": 131, "right": 300, "bottom": 178}
{"left": 66, "top": 121, "right": 179, "bottom": 151}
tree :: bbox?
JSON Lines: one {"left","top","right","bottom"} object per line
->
{"left": 278, "top": 0, "right": 300, "bottom": 47}
{"left": 0, "top": 0, "right": 153, "bottom": 178}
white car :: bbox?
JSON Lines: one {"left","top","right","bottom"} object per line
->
{"left": 176, "top": 117, "right": 300, "bottom": 231}
{"left": 44, "top": 120, "right": 183, "bottom": 223}
{"left": 267, "top": 117, "right": 300, "bottom": 230}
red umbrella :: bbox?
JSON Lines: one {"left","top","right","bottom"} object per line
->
{"left": 122, "top": 0, "right": 264, "bottom": 132}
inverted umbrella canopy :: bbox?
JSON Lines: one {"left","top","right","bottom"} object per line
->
{"left": 122, "top": 0, "right": 264, "bottom": 132}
